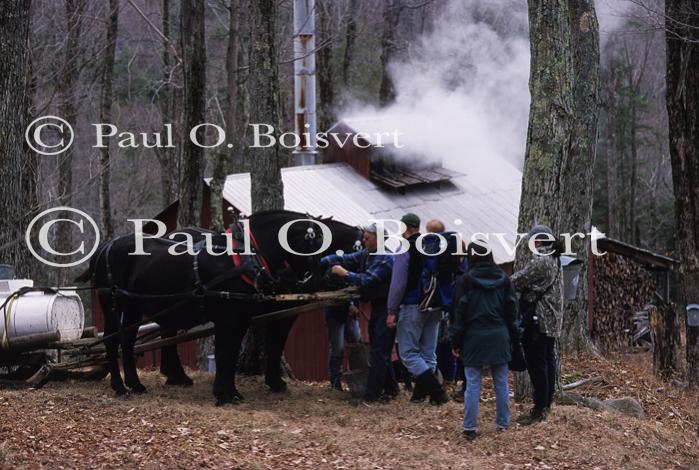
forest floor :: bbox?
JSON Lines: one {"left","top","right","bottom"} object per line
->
{"left": 1, "top": 351, "right": 697, "bottom": 469}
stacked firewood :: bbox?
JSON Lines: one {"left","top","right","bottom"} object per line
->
{"left": 591, "top": 252, "right": 656, "bottom": 351}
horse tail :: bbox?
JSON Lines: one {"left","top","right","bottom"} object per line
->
{"left": 73, "top": 239, "right": 113, "bottom": 284}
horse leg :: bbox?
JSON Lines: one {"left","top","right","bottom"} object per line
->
{"left": 102, "top": 295, "right": 127, "bottom": 396}
{"left": 122, "top": 311, "right": 147, "bottom": 394}
{"left": 264, "top": 316, "right": 296, "bottom": 392}
{"left": 160, "top": 326, "right": 194, "bottom": 386}
{"left": 212, "top": 316, "right": 248, "bottom": 406}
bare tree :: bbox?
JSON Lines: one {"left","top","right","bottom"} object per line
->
{"left": 99, "top": 0, "right": 118, "bottom": 240}
{"left": 209, "top": 0, "right": 240, "bottom": 232}
{"left": 247, "top": 0, "right": 284, "bottom": 212}
{"left": 317, "top": 0, "right": 335, "bottom": 133}
{"left": 665, "top": 0, "right": 699, "bottom": 387}
{"left": 176, "top": 0, "right": 206, "bottom": 228}
{"left": 379, "top": 0, "right": 401, "bottom": 105}
{"left": 558, "top": 0, "right": 600, "bottom": 355}
{"left": 0, "top": 1, "right": 36, "bottom": 278}
{"left": 56, "top": 0, "right": 85, "bottom": 284}
{"left": 342, "top": 0, "right": 358, "bottom": 87}
{"left": 238, "top": 0, "right": 284, "bottom": 376}
{"left": 514, "top": 0, "right": 575, "bottom": 401}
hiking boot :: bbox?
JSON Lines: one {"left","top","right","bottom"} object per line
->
{"left": 462, "top": 430, "right": 477, "bottom": 441}
{"left": 517, "top": 407, "right": 546, "bottom": 425}
{"left": 330, "top": 381, "right": 344, "bottom": 392}
{"left": 409, "top": 381, "right": 426, "bottom": 403}
{"left": 415, "top": 370, "right": 449, "bottom": 406}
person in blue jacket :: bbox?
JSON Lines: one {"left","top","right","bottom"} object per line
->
{"left": 320, "top": 223, "right": 395, "bottom": 403}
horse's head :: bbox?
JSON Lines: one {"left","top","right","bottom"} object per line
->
{"left": 309, "top": 217, "right": 364, "bottom": 292}
{"left": 247, "top": 210, "right": 330, "bottom": 292}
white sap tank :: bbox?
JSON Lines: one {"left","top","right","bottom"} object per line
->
{"left": 0, "top": 279, "right": 84, "bottom": 342}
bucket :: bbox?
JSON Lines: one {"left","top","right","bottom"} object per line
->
{"left": 346, "top": 342, "right": 370, "bottom": 370}
{"left": 207, "top": 354, "right": 216, "bottom": 373}
{"left": 344, "top": 369, "right": 368, "bottom": 398}
{"left": 0, "top": 265, "right": 15, "bottom": 280}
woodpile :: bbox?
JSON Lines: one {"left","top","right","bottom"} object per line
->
{"left": 591, "top": 253, "right": 656, "bottom": 351}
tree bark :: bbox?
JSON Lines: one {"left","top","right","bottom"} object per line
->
{"left": 155, "top": 0, "right": 176, "bottom": 209}
{"left": 379, "top": 0, "right": 401, "bottom": 106}
{"left": 238, "top": 0, "right": 284, "bottom": 375}
{"left": 99, "top": 0, "right": 118, "bottom": 240}
{"left": 665, "top": 0, "right": 699, "bottom": 387}
{"left": 199, "top": 0, "right": 240, "bottom": 370}
{"left": 558, "top": 0, "right": 600, "bottom": 356}
{"left": 341, "top": 0, "right": 358, "bottom": 87}
{"left": 0, "top": 0, "right": 36, "bottom": 279}
{"left": 514, "top": 0, "right": 575, "bottom": 401}
{"left": 209, "top": 0, "right": 240, "bottom": 232}
{"left": 247, "top": 0, "right": 283, "bottom": 212}
{"left": 177, "top": 0, "right": 206, "bottom": 228}
{"left": 317, "top": 0, "right": 335, "bottom": 133}
{"left": 55, "top": 0, "right": 85, "bottom": 284}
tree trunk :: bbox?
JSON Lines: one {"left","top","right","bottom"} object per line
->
{"left": 55, "top": 0, "right": 85, "bottom": 285}
{"left": 649, "top": 302, "right": 681, "bottom": 380}
{"left": 155, "top": 0, "right": 176, "bottom": 209}
{"left": 0, "top": 0, "right": 36, "bottom": 279}
{"left": 177, "top": 0, "right": 206, "bottom": 228}
{"left": 514, "top": 0, "right": 575, "bottom": 401}
{"left": 99, "top": 0, "right": 118, "bottom": 240}
{"left": 247, "top": 0, "right": 283, "bottom": 212}
{"left": 341, "top": 0, "right": 358, "bottom": 87}
{"left": 558, "top": 0, "right": 600, "bottom": 356}
{"left": 238, "top": 0, "right": 284, "bottom": 375}
{"left": 209, "top": 0, "right": 240, "bottom": 232}
{"left": 379, "top": 0, "right": 401, "bottom": 106}
{"left": 317, "top": 0, "right": 335, "bottom": 133}
{"left": 665, "top": 0, "right": 699, "bottom": 387}
{"left": 199, "top": 0, "right": 240, "bottom": 370}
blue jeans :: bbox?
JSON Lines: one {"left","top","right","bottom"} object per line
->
{"left": 463, "top": 363, "right": 510, "bottom": 431}
{"left": 396, "top": 304, "right": 441, "bottom": 377}
{"left": 325, "top": 306, "right": 361, "bottom": 386}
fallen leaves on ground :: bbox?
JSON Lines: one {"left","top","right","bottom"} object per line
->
{"left": 0, "top": 352, "right": 697, "bottom": 469}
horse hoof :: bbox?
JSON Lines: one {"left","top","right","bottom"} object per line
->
{"left": 215, "top": 395, "right": 242, "bottom": 407}
{"left": 128, "top": 383, "right": 147, "bottom": 394}
{"left": 165, "top": 376, "right": 194, "bottom": 387}
{"left": 265, "top": 378, "right": 288, "bottom": 393}
{"left": 114, "top": 387, "right": 128, "bottom": 397}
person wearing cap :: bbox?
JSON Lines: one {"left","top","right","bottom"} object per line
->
{"left": 386, "top": 213, "right": 450, "bottom": 405}
{"left": 511, "top": 223, "right": 563, "bottom": 425}
{"left": 320, "top": 223, "right": 395, "bottom": 403}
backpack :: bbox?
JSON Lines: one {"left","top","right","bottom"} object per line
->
{"left": 418, "top": 232, "right": 465, "bottom": 313}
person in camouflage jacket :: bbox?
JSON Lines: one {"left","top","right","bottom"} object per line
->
{"left": 510, "top": 224, "right": 564, "bottom": 425}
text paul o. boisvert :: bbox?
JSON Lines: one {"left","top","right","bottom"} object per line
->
{"left": 90, "top": 123, "right": 404, "bottom": 149}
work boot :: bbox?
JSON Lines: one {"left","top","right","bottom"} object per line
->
{"left": 517, "top": 407, "right": 546, "bottom": 425}
{"left": 415, "top": 370, "right": 449, "bottom": 406}
{"left": 409, "top": 380, "right": 426, "bottom": 403}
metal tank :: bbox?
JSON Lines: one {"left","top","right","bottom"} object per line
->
{"left": 0, "top": 279, "right": 84, "bottom": 343}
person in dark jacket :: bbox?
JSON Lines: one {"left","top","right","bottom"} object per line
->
{"left": 511, "top": 224, "right": 563, "bottom": 425}
{"left": 450, "top": 241, "right": 522, "bottom": 440}
{"left": 320, "top": 223, "right": 395, "bottom": 403}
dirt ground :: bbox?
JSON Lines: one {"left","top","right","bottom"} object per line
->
{"left": 1, "top": 352, "right": 698, "bottom": 469}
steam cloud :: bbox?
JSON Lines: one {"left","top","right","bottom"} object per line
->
{"left": 340, "top": 0, "right": 530, "bottom": 177}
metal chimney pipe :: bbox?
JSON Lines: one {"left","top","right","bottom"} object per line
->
{"left": 292, "top": 0, "right": 318, "bottom": 166}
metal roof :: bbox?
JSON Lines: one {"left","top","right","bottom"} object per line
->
{"left": 209, "top": 162, "right": 522, "bottom": 263}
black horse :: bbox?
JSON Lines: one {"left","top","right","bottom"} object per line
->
{"left": 78, "top": 210, "right": 361, "bottom": 405}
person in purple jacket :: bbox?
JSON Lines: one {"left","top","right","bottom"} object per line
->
{"left": 386, "top": 213, "right": 450, "bottom": 405}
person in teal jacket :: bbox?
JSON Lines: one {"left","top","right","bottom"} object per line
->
{"left": 450, "top": 241, "right": 522, "bottom": 440}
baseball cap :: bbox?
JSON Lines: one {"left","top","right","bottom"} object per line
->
{"left": 400, "top": 213, "right": 420, "bottom": 229}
